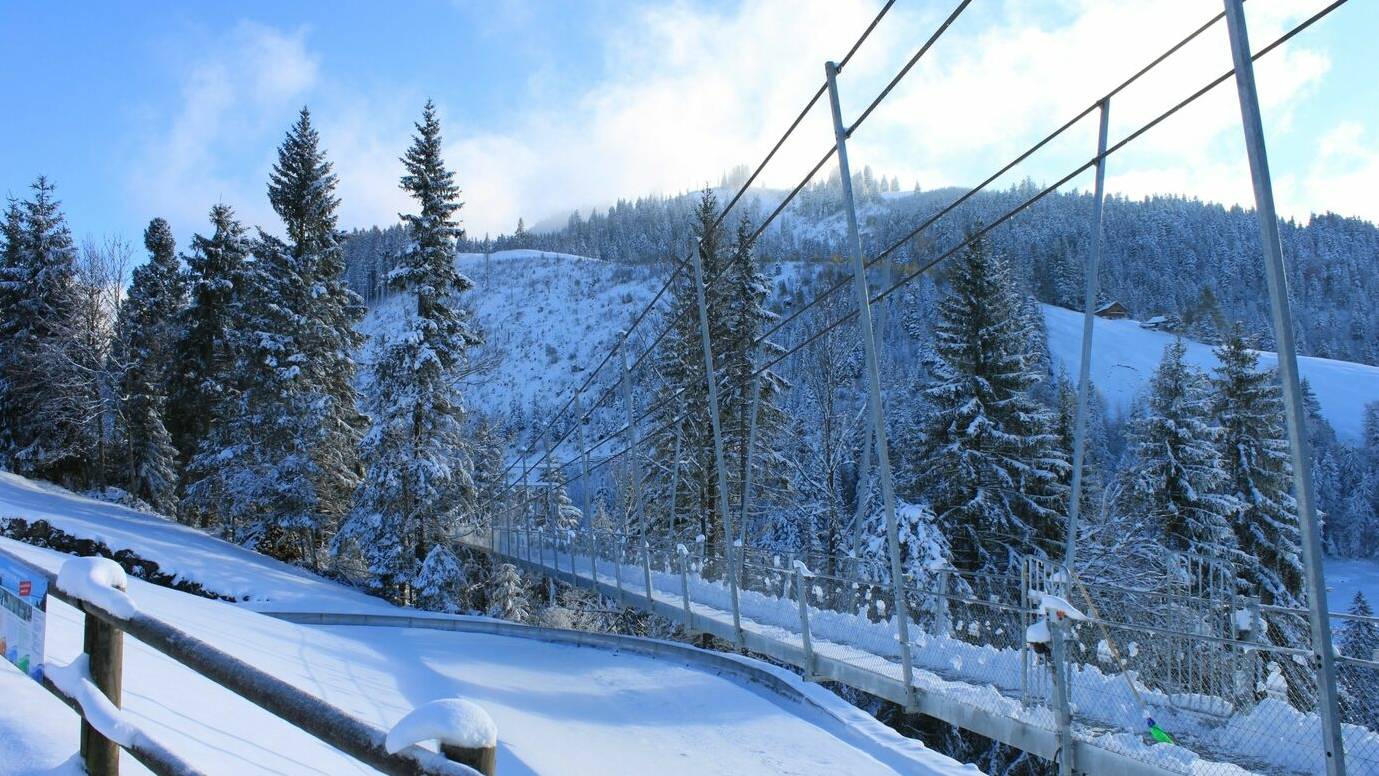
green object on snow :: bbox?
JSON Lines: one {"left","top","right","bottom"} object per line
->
{"left": 1147, "top": 717, "right": 1175, "bottom": 745}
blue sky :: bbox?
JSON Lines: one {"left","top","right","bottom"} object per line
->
{"left": 2, "top": 0, "right": 1376, "bottom": 251}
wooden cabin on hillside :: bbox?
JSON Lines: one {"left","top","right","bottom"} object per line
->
{"left": 1094, "top": 300, "right": 1130, "bottom": 320}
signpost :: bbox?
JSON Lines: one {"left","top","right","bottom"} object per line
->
{"left": 0, "top": 551, "right": 47, "bottom": 681}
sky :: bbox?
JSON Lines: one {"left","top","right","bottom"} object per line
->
{"left": 2, "top": 0, "right": 1376, "bottom": 253}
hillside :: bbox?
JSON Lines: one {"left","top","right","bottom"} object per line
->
{"left": 367, "top": 250, "right": 1379, "bottom": 446}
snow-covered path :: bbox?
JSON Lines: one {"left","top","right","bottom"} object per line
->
{"left": 0, "top": 476, "right": 970, "bottom": 776}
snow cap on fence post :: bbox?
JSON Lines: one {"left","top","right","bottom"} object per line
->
{"left": 386, "top": 698, "right": 498, "bottom": 775}
{"left": 57, "top": 556, "right": 138, "bottom": 619}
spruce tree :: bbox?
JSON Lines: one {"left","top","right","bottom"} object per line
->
{"left": 1121, "top": 341, "right": 1238, "bottom": 568}
{"left": 913, "top": 233, "right": 1068, "bottom": 575}
{"left": 1337, "top": 592, "right": 1379, "bottom": 729}
{"left": 184, "top": 226, "right": 318, "bottom": 556}
{"left": 0, "top": 199, "right": 25, "bottom": 466}
{"left": 1211, "top": 326, "right": 1302, "bottom": 605}
{"left": 650, "top": 189, "right": 732, "bottom": 552}
{"left": 337, "top": 101, "right": 478, "bottom": 603}
{"left": 722, "top": 215, "right": 789, "bottom": 543}
{"left": 648, "top": 191, "right": 785, "bottom": 561}
{"left": 173, "top": 205, "right": 253, "bottom": 528}
{"left": 414, "top": 545, "right": 468, "bottom": 613}
{"left": 113, "top": 219, "right": 185, "bottom": 512}
{"left": 539, "top": 455, "right": 583, "bottom": 532}
{"left": 487, "top": 562, "right": 530, "bottom": 621}
{"left": 2, "top": 178, "right": 90, "bottom": 484}
{"left": 265, "top": 107, "right": 365, "bottom": 552}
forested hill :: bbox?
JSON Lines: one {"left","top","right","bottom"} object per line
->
{"left": 346, "top": 179, "right": 1379, "bottom": 366}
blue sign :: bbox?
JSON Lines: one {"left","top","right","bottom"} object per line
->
{"left": 0, "top": 550, "right": 47, "bottom": 681}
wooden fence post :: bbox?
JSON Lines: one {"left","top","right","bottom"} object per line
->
{"left": 80, "top": 604, "right": 124, "bottom": 776}
{"left": 441, "top": 742, "right": 497, "bottom": 775}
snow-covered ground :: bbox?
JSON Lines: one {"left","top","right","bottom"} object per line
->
{"left": 361, "top": 251, "right": 1379, "bottom": 448}
{"left": 0, "top": 476, "right": 969, "bottom": 776}
{"left": 0, "top": 659, "right": 90, "bottom": 775}
{"left": 0, "top": 471, "right": 388, "bottom": 613}
{"left": 1043, "top": 304, "right": 1379, "bottom": 444}
{"left": 362, "top": 250, "right": 666, "bottom": 429}
{"left": 1325, "top": 556, "right": 1379, "bottom": 612}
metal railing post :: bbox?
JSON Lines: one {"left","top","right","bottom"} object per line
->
{"left": 690, "top": 236, "right": 744, "bottom": 646}
{"left": 738, "top": 358, "right": 762, "bottom": 581}
{"left": 825, "top": 59, "right": 916, "bottom": 707}
{"left": 642, "top": 541, "right": 655, "bottom": 607}
{"left": 667, "top": 429, "right": 683, "bottom": 540}
{"left": 521, "top": 460, "right": 533, "bottom": 566}
{"left": 1066, "top": 96, "right": 1111, "bottom": 572}
{"left": 1222, "top": 3, "right": 1345, "bottom": 772}
{"left": 1049, "top": 617, "right": 1075, "bottom": 776}
{"left": 935, "top": 567, "right": 951, "bottom": 637}
{"left": 577, "top": 394, "right": 592, "bottom": 525}
{"left": 796, "top": 563, "right": 815, "bottom": 678}
{"left": 679, "top": 545, "right": 694, "bottom": 630}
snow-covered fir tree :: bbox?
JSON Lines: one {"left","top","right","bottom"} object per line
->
{"left": 649, "top": 190, "right": 785, "bottom": 561}
{"left": 0, "top": 178, "right": 91, "bottom": 484}
{"left": 910, "top": 232, "right": 1068, "bottom": 576}
{"left": 183, "top": 222, "right": 320, "bottom": 556}
{"left": 337, "top": 101, "right": 479, "bottom": 605}
{"left": 486, "top": 562, "right": 530, "bottom": 622}
{"left": 650, "top": 189, "right": 735, "bottom": 550}
{"left": 721, "top": 215, "right": 789, "bottom": 546}
{"left": 1337, "top": 591, "right": 1379, "bottom": 729}
{"left": 168, "top": 204, "right": 252, "bottom": 482}
{"left": 265, "top": 107, "right": 365, "bottom": 551}
{"left": 538, "top": 452, "right": 583, "bottom": 532}
{"left": 112, "top": 218, "right": 185, "bottom": 513}
{"left": 1211, "top": 326, "right": 1302, "bottom": 605}
{"left": 0, "top": 198, "right": 28, "bottom": 467}
{"left": 413, "top": 544, "right": 468, "bottom": 614}
{"left": 1120, "top": 341, "right": 1238, "bottom": 571}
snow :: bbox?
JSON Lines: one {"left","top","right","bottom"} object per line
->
{"left": 55, "top": 556, "right": 136, "bottom": 619}
{"left": 1325, "top": 556, "right": 1379, "bottom": 611}
{"left": 361, "top": 250, "right": 666, "bottom": 437}
{"left": 0, "top": 658, "right": 113, "bottom": 775}
{"left": 1025, "top": 619, "right": 1050, "bottom": 645}
{"left": 1030, "top": 591, "right": 1087, "bottom": 622}
{"left": 384, "top": 698, "right": 497, "bottom": 754}
{"left": 0, "top": 475, "right": 966, "bottom": 776}
{"left": 1043, "top": 303, "right": 1379, "bottom": 444}
{"left": 0, "top": 471, "right": 394, "bottom": 614}
{"left": 45, "top": 654, "right": 139, "bottom": 748}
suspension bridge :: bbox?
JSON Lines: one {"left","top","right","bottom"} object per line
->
{"left": 458, "top": 1, "right": 1377, "bottom": 774}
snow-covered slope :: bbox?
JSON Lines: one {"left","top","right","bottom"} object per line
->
{"left": 1043, "top": 304, "right": 1379, "bottom": 443}
{"left": 0, "top": 471, "right": 388, "bottom": 613}
{"left": 0, "top": 475, "right": 969, "bottom": 775}
{"left": 360, "top": 250, "right": 1377, "bottom": 447}
{"left": 361, "top": 249, "right": 666, "bottom": 428}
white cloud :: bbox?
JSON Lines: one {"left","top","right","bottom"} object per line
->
{"left": 125, "top": 1, "right": 1360, "bottom": 243}
{"left": 126, "top": 22, "right": 319, "bottom": 239}
{"left": 1288, "top": 121, "right": 1379, "bottom": 223}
